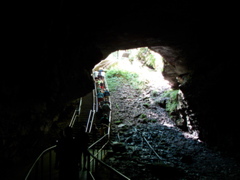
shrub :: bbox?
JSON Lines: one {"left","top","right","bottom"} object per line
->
{"left": 106, "top": 68, "right": 145, "bottom": 91}
{"left": 136, "top": 47, "right": 163, "bottom": 71}
{"left": 161, "top": 90, "right": 179, "bottom": 114}
{"left": 140, "top": 114, "right": 147, "bottom": 119}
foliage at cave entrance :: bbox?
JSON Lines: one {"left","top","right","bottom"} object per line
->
{"left": 106, "top": 68, "right": 145, "bottom": 91}
{"left": 104, "top": 47, "right": 165, "bottom": 92}
{"left": 129, "top": 47, "right": 163, "bottom": 71}
{"left": 161, "top": 89, "right": 179, "bottom": 114}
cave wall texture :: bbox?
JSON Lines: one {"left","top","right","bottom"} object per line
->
{"left": 1, "top": 1, "right": 238, "bottom": 178}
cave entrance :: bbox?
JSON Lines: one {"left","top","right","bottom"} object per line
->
{"left": 92, "top": 47, "right": 184, "bottom": 128}
{"left": 93, "top": 47, "right": 171, "bottom": 91}
{"left": 93, "top": 47, "right": 199, "bottom": 138}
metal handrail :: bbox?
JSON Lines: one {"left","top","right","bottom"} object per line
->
{"left": 69, "top": 110, "right": 78, "bottom": 127}
{"left": 24, "top": 145, "right": 56, "bottom": 180}
{"left": 88, "top": 110, "right": 95, "bottom": 133}
{"left": 90, "top": 138, "right": 109, "bottom": 158}
{"left": 85, "top": 71, "right": 130, "bottom": 180}
{"left": 87, "top": 133, "right": 131, "bottom": 180}
{"left": 89, "top": 134, "right": 108, "bottom": 149}
{"left": 25, "top": 98, "right": 82, "bottom": 180}
{"left": 107, "top": 111, "right": 112, "bottom": 138}
{"left": 69, "top": 98, "right": 82, "bottom": 127}
{"left": 92, "top": 89, "right": 95, "bottom": 111}
{"left": 78, "top": 97, "right": 82, "bottom": 115}
{"left": 86, "top": 110, "right": 93, "bottom": 132}
{"left": 104, "top": 76, "right": 112, "bottom": 138}
{"left": 93, "top": 81, "right": 99, "bottom": 112}
{"left": 25, "top": 69, "right": 130, "bottom": 180}
{"left": 88, "top": 151, "right": 131, "bottom": 180}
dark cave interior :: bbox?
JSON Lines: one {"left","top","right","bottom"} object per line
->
{"left": 1, "top": 1, "right": 239, "bottom": 179}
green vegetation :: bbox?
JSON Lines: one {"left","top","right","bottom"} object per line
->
{"left": 149, "top": 119, "right": 157, "bottom": 123}
{"left": 139, "top": 113, "right": 157, "bottom": 123}
{"left": 104, "top": 47, "right": 165, "bottom": 92}
{"left": 114, "top": 120, "right": 122, "bottom": 124}
{"left": 106, "top": 68, "right": 145, "bottom": 91}
{"left": 143, "top": 103, "right": 150, "bottom": 108}
{"left": 150, "top": 90, "right": 159, "bottom": 97}
{"left": 161, "top": 89, "right": 179, "bottom": 114}
{"left": 135, "top": 47, "right": 163, "bottom": 71}
{"left": 140, "top": 114, "right": 147, "bottom": 119}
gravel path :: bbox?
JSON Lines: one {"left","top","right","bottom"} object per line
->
{"left": 104, "top": 80, "right": 240, "bottom": 180}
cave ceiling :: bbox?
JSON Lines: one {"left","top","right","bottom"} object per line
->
{"left": 1, "top": 1, "right": 238, "bottom": 165}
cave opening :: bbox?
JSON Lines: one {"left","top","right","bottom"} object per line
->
{"left": 93, "top": 46, "right": 200, "bottom": 138}
{"left": 90, "top": 47, "right": 240, "bottom": 179}
{"left": 95, "top": 47, "right": 170, "bottom": 89}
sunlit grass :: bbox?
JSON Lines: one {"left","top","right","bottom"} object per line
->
{"left": 94, "top": 47, "right": 171, "bottom": 93}
{"left": 106, "top": 68, "right": 145, "bottom": 91}
{"left": 105, "top": 56, "right": 170, "bottom": 92}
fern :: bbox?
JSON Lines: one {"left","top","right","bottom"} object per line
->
{"left": 161, "top": 90, "right": 179, "bottom": 113}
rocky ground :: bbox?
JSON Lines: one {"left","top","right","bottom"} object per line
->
{"left": 103, "top": 79, "right": 240, "bottom": 180}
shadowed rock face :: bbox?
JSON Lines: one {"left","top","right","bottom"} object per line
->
{"left": 1, "top": 2, "right": 238, "bottom": 179}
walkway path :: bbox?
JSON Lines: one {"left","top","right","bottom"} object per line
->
{"left": 104, "top": 76, "right": 240, "bottom": 180}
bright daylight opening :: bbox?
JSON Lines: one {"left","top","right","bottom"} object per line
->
{"left": 95, "top": 47, "right": 171, "bottom": 90}
{"left": 93, "top": 47, "right": 199, "bottom": 140}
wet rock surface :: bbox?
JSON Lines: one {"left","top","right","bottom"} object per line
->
{"left": 104, "top": 83, "right": 240, "bottom": 180}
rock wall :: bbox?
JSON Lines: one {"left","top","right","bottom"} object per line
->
{"left": 151, "top": 42, "right": 239, "bottom": 156}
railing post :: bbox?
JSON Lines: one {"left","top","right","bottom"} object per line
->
{"left": 49, "top": 150, "right": 52, "bottom": 180}
{"left": 35, "top": 161, "right": 39, "bottom": 180}
{"left": 92, "top": 89, "right": 95, "bottom": 111}
{"left": 41, "top": 156, "right": 44, "bottom": 180}
{"left": 78, "top": 97, "right": 82, "bottom": 115}
{"left": 87, "top": 153, "right": 90, "bottom": 180}
{"left": 86, "top": 110, "right": 92, "bottom": 132}
{"left": 92, "top": 155, "right": 95, "bottom": 173}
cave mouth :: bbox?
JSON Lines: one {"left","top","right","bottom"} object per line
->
{"left": 94, "top": 48, "right": 240, "bottom": 179}
{"left": 94, "top": 47, "right": 171, "bottom": 90}
{"left": 93, "top": 47, "right": 200, "bottom": 140}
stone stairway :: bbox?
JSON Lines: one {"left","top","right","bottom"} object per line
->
{"left": 72, "top": 91, "right": 93, "bottom": 134}
{"left": 72, "top": 91, "right": 107, "bottom": 147}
